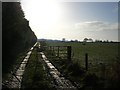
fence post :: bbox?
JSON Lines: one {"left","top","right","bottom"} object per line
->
{"left": 67, "top": 46, "right": 72, "bottom": 61}
{"left": 85, "top": 53, "right": 88, "bottom": 71}
{"left": 57, "top": 46, "right": 59, "bottom": 57}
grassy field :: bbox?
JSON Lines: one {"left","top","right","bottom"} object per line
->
{"left": 44, "top": 41, "right": 120, "bottom": 89}
{"left": 46, "top": 41, "right": 119, "bottom": 67}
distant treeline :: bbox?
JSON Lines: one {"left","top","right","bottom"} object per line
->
{"left": 2, "top": 2, "right": 37, "bottom": 74}
{"left": 38, "top": 39, "right": 119, "bottom": 43}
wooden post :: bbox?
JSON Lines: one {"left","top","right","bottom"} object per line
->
{"left": 57, "top": 46, "right": 59, "bottom": 57}
{"left": 67, "top": 46, "right": 71, "bottom": 61}
{"left": 85, "top": 53, "right": 88, "bottom": 71}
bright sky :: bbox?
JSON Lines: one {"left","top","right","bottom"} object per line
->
{"left": 21, "top": 0, "right": 118, "bottom": 41}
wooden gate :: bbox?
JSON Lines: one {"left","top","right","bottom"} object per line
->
{"left": 48, "top": 46, "right": 72, "bottom": 60}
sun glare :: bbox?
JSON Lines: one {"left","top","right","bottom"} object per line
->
{"left": 21, "top": 0, "right": 62, "bottom": 36}
{"left": 21, "top": 1, "right": 118, "bottom": 41}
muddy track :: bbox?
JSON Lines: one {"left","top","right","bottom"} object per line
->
{"left": 38, "top": 43, "right": 77, "bottom": 90}
{"left": 7, "top": 42, "right": 77, "bottom": 89}
{"left": 9, "top": 43, "right": 37, "bottom": 88}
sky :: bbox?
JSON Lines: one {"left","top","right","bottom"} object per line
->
{"left": 21, "top": 0, "right": 118, "bottom": 41}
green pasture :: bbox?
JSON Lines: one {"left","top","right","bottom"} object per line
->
{"left": 46, "top": 41, "right": 119, "bottom": 67}
{"left": 43, "top": 41, "right": 120, "bottom": 88}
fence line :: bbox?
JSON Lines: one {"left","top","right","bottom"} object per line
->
{"left": 47, "top": 46, "right": 72, "bottom": 61}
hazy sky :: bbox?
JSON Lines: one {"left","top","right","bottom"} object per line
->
{"left": 21, "top": 0, "right": 118, "bottom": 41}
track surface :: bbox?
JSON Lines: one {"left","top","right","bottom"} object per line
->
{"left": 39, "top": 42, "right": 77, "bottom": 90}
